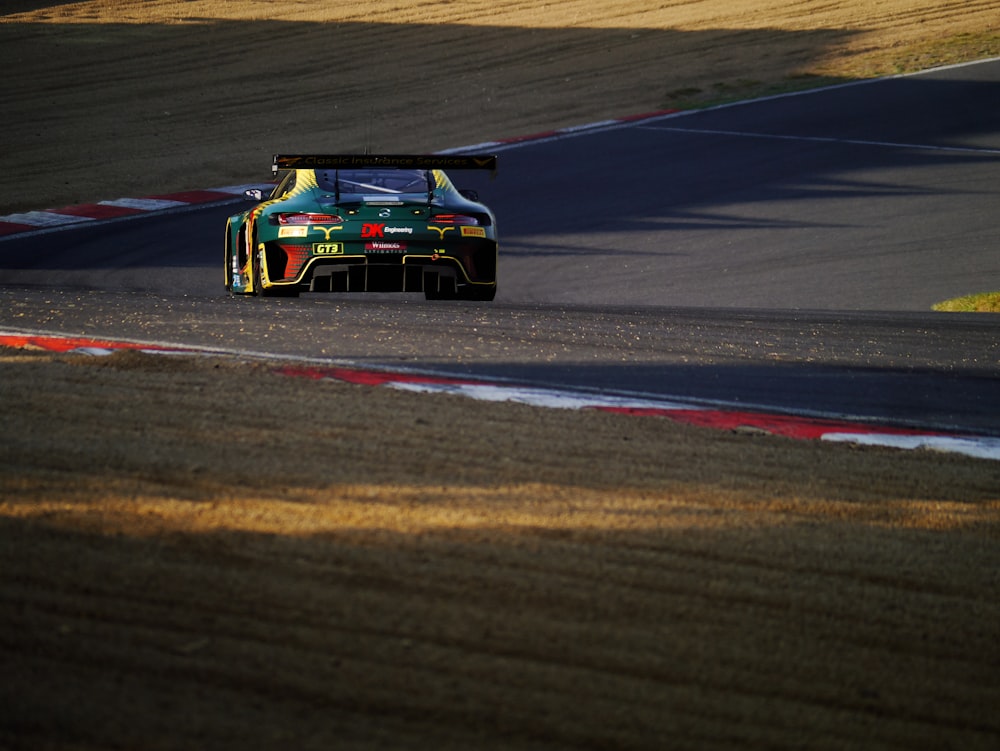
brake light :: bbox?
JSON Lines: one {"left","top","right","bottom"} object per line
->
{"left": 278, "top": 213, "right": 344, "bottom": 224}
{"left": 429, "top": 213, "right": 479, "bottom": 225}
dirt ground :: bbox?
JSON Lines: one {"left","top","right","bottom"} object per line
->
{"left": 2, "top": 2, "right": 1000, "bottom": 749}
{"left": 2, "top": 347, "right": 998, "bottom": 749}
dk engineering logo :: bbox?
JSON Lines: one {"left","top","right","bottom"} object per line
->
{"left": 361, "top": 223, "right": 414, "bottom": 238}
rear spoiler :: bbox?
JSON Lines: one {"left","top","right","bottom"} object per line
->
{"left": 272, "top": 153, "right": 497, "bottom": 176}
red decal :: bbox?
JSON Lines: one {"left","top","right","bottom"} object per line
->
{"left": 361, "top": 223, "right": 385, "bottom": 238}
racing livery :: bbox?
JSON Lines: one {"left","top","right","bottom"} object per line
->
{"left": 225, "top": 154, "right": 498, "bottom": 300}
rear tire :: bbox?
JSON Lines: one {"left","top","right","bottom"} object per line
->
{"left": 252, "top": 250, "right": 273, "bottom": 297}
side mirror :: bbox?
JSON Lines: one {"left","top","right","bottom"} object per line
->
{"left": 243, "top": 188, "right": 265, "bottom": 201}
{"left": 459, "top": 188, "right": 480, "bottom": 202}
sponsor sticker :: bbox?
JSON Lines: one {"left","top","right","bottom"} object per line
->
{"left": 460, "top": 226, "right": 486, "bottom": 238}
{"left": 361, "top": 223, "right": 413, "bottom": 238}
{"left": 365, "top": 241, "right": 406, "bottom": 252}
{"left": 313, "top": 242, "right": 344, "bottom": 254}
{"left": 278, "top": 226, "right": 309, "bottom": 238}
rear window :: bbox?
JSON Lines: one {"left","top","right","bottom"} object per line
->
{"left": 315, "top": 169, "right": 432, "bottom": 195}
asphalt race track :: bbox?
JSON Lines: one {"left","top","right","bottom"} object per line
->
{"left": 1, "top": 60, "right": 998, "bottom": 436}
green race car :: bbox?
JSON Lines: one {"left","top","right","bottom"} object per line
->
{"left": 225, "top": 154, "right": 498, "bottom": 300}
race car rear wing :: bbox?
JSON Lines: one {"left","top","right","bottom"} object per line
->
{"left": 272, "top": 154, "right": 497, "bottom": 176}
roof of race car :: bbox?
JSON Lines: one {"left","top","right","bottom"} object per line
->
{"left": 275, "top": 167, "right": 459, "bottom": 201}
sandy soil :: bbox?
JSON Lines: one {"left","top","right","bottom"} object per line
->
{"left": 2, "top": 2, "right": 1000, "bottom": 749}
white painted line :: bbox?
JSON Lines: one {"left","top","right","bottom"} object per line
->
{"left": 389, "top": 380, "right": 698, "bottom": 412}
{"left": 824, "top": 433, "right": 1000, "bottom": 461}
{"left": 639, "top": 126, "right": 1000, "bottom": 156}
{"left": 438, "top": 141, "right": 504, "bottom": 153}
{"left": 557, "top": 120, "right": 621, "bottom": 133}
{"left": 0, "top": 211, "right": 93, "bottom": 227}
{"left": 70, "top": 347, "right": 118, "bottom": 356}
{"left": 99, "top": 197, "right": 189, "bottom": 211}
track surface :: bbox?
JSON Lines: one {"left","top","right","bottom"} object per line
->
{"left": 1, "top": 61, "right": 998, "bottom": 433}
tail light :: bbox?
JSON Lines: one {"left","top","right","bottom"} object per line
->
{"left": 277, "top": 213, "right": 344, "bottom": 225}
{"left": 429, "top": 213, "right": 479, "bottom": 225}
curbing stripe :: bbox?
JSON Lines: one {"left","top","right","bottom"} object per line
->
{"left": 286, "top": 364, "right": 1000, "bottom": 461}
{"left": 2, "top": 331, "right": 997, "bottom": 461}
{"left": 1, "top": 210, "right": 94, "bottom": 228}
{"left": 0, "top": 332, "right": 184, "bottom": 354}
{"left": 0, "top": 187, "right": 261, "bottom": 238}
{"left": 98, "top": 197, "right": 189, "bottom": 211}
{"left": 0, "top": 220, "right": 37, "bottom": 236}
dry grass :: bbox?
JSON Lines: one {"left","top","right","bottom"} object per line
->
{"left": 1, "top": 1, "right": 997, "bottom": 213}
{"left": 934, "top": 292, "right": 1000, "bottom": 312}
